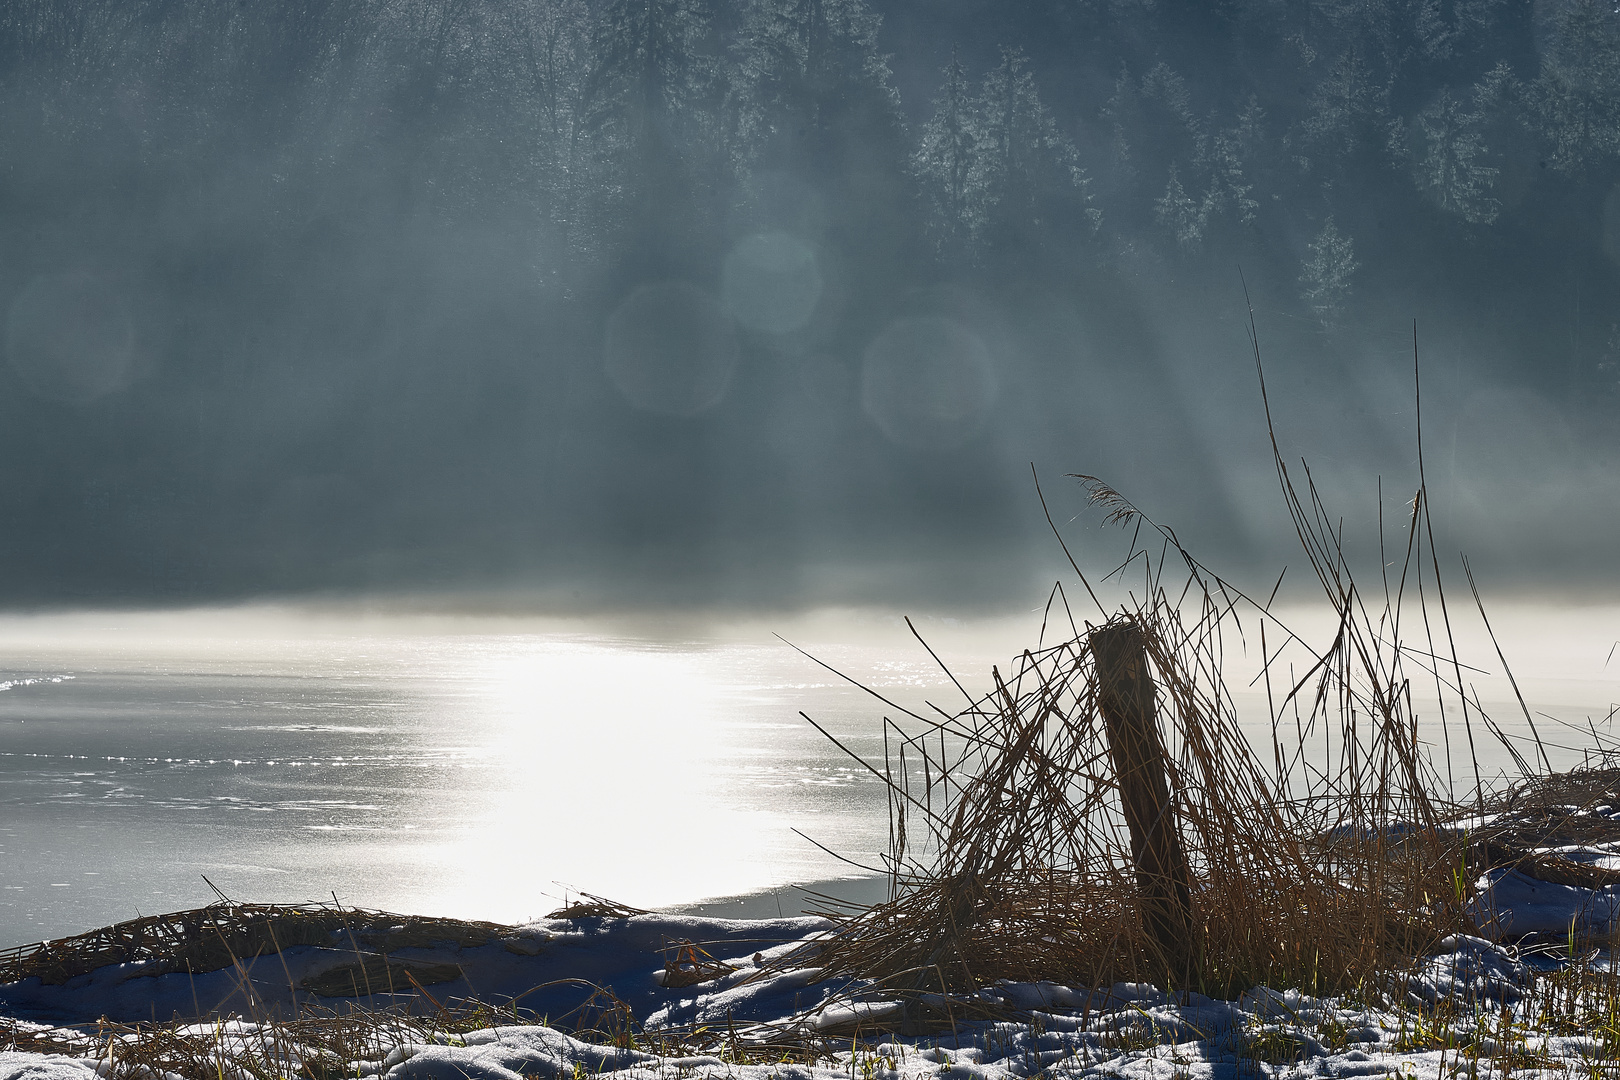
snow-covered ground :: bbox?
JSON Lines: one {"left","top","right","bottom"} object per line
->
{"left": 3, "top": 889, "right": 1618, "bottom": 1080}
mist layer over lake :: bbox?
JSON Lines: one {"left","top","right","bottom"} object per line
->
{"left": 1, "top": 603, "right": 1616, "bottom": 950}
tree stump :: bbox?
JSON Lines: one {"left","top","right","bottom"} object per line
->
{"left": 1091, "top": 619, "right": 1197, "bottom": 985}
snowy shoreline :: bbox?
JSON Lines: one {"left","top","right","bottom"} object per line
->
{"left": 2, "top": 902, "right": 1616, "bottom": 1080}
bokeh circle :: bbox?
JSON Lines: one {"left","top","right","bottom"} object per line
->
{"left": 721, "top": 231, "right": 823, "bottom": 334}
{"left": 861, "top": 317, "right": 996, "bottom": 449}
{"left": 604, "top": 281, "right": 740, "bottom": 417}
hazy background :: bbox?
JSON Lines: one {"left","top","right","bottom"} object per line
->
{"left": 2, "top": 0, "right": 1619, "bottom": 611}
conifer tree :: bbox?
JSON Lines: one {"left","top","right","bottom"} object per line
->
{"left": 585, "top": 0, "right": 716, "bottom": 161}
{"left": 914, "top": 48, "right": 981, "bottom": 261}
{"left": 1412, "top": 86, "right": 1499, "bottom": 223}
{"left": 728, "top": 0, "right": 902, "bottom": 183}
{"left": 1202, "top": 126, "right": 1260, "bottom": 229}
{"left": 578, "top": 0, "right": 723, "bottom": 273}
{"left": 1103, "top": 61, "right": 1205, "bottom": 183}
{"left": 726, "top": 0, "right": 913, "bottom": 287}
{"left": 1413, "top": 0, "right": 1511, "bottom": 61}
{"left": 1102, "top": 59, "right": 1207, "bottom": 234}
{"left": 1299, "top": 46, "right": 1390, "bottom": 169}
{"left": 971, "top": 47, "right": 1095, "bottom": 266}
{"left": 1531, "top": 0, "right": 1620, "bottom": 174}
{"left": 1299, "top": 216, "right": 1359, "bottom": 326}
{"left": 1155, "top": 166, "right": 1209, "bottom": 250}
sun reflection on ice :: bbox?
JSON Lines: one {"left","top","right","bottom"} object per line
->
{"left": 421, "top": 639, "right": 787, "bottom": 918}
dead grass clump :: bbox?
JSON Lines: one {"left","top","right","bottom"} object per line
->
{"left": 546, "top": 894, "right": 652, "bottom": 920}
{"left": 1472, "top": 767, "right": 1620, "bottom": 849}
{"left": 659, "top": 941, "right": 738, "bottom": 987}
{"left": 73, "top": 999, "right": 542, "bottom": 1080}
{"left": 0, "top": 901, "right": 514, "bottom": 986}
{"left": 0, "top": 1017, "right": 98, "bottom": 1056}
{"left": 793, "top": 319, "right": 1528, "bottom": 1003}
{"left": 798, "top": 591, "right": 1462, "bottom": 1001}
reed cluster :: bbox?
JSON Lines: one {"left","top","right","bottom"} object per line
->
{"left": 795, "top": 323, "right": 1555, "bottom": 1005}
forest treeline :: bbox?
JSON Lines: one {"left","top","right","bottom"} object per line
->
{"left": 4, "top": 0, "right": 1618, "bottom": 325}
{"left": 1, "top": 0, "right": 1618, "bottom": 600}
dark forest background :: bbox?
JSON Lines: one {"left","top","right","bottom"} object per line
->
{"left": 2, "top": 0, "right": 1618, "bottom": 607}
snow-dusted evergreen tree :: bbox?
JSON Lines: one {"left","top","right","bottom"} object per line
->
{"left": 1105, "top": 57, "right": 1232, "bottom": 251}
{"left": 1531, "top": 0, "right": 1620, "bottom": 174}
{"left": 0, "top": 0, "right": 173, "bottom": 101}
{"left": 1411, "top": 87, "right": 1499, "bottom": 223}
{"left": 1299, "top": 46, "right": 1390, "bottom": 168}
{"left": 1184, "top": 97, "right": 1266, "bottom": 240}
{"left": 727, "top": 0, "right": 901, "bottom": 180}
{"left": 724, "top": 0, "right": 915, "bottom": 285}
{"left": 1414, "top": 0, "right": 1511, "bottom": 61}
{"left": 1299, "top": 216, "right": 1359, "bottom": 326}
{"left": 1125, "top": 79, "right": 1262, "bottom": 252}
{"left": 1202, "top": 123, "right": 1261, "bottom": 227}
{"left": 1154, "top": 166, "right": 1209, "bottom": 250}
{"left": 578, "top": 0, "right": 723, "bottom": 266}
{"left": 1471, "top": 59, "right": 1523, "bottom": 132}
{"left": 1139, "top": 62, "right": 1204, "bottom": 151}
{"left": 971, "top": 47, "right": 1096, "bottom": 265}
{"left": 1103, "top": 61, "right": 1138, "bottom": 179}
{"left": 584, "top": 0, "right": 715, "bottom": 156}
{"left": 1104, "top": 60, "right": 1205, "bottom": 185}
{"left": 913, "top": 48, "right": 981, "bottom": 261}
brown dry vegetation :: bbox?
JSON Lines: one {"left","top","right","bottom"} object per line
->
{"left": 791, "top": 320, "right": 1599, "bottom": 1008}
{"left": 0, "top": 902, "right": 512, "bottom": 988}
{"left": 794, "top": 567, "right": 1468, "bottom": 1002}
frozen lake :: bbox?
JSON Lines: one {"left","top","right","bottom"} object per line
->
{"left": 0, "top": 608, "right": 1051, "bottom": 948}
{"left": 1, "top": 601, "right": 1616, "bottom": 949}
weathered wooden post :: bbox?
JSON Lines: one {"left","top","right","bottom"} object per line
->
{"left": 1090, "top": 619, "right": 1197, "bottom": 985}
